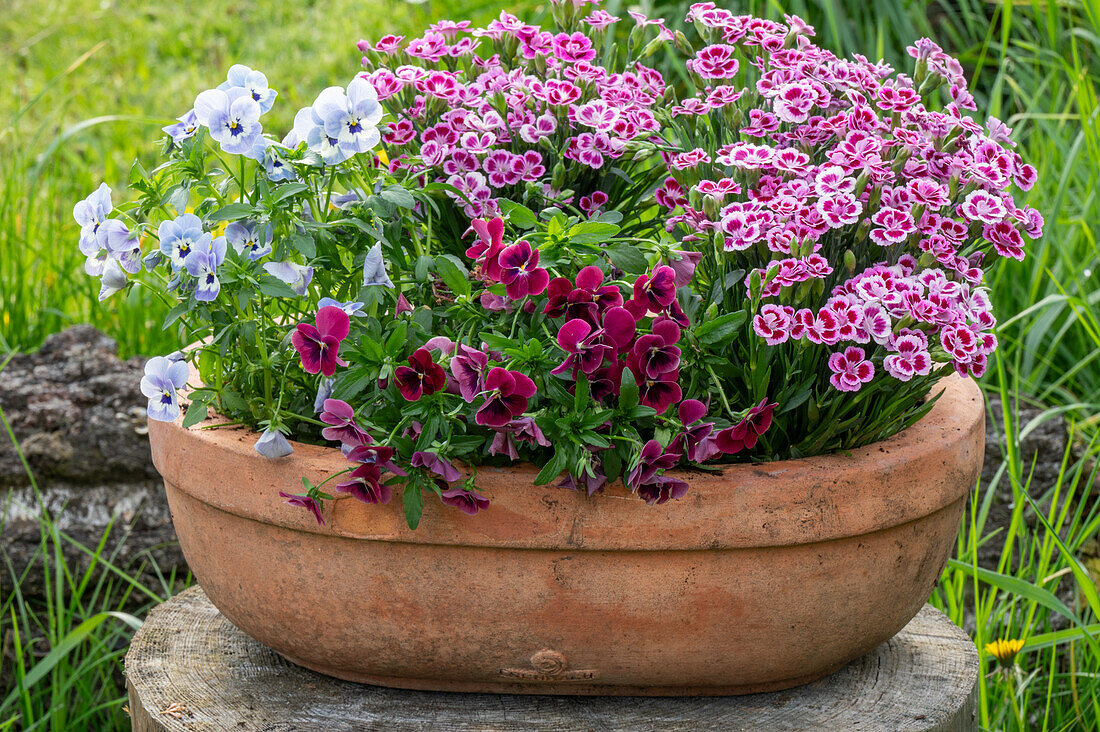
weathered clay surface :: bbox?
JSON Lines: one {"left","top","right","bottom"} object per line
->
{"left": 0, "top": 326, "right": 185, "bottom": 597}
{"left": 149, "top": 374, "right": 985, "bottom": 695}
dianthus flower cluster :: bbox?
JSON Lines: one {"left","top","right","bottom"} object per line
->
{"left": 657, "top": 5, "right": 1040, "bottom": 386}
{"left": 356, "top": 4, "right": 669, "bottom": 221}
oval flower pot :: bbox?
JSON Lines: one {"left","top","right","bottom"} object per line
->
{"left": 148, "top": 375, "right": 983, "bottom": 696}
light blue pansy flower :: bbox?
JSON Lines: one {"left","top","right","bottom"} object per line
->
{"left": 318, "top": 297, "right": 367, "bottom": 317}
{"left": 362, "top": 242, "right": 393, "bottom": 288}
{"left": 193, "top": 87, "right": 262, "bottom": 156}
{"left": 251, "top": 137, "right": 296, "bottom": 181}
{"left": 255, "top": 427, "right": 293, "bottom": 458}
{"left": 163, "top": 110, "right": 199, "bottom": 143}
{"left": 98, "top": 258, "right": 129, "bottom": 301}
{"left": 263, "top": 261, "right": 313, "bottom": 296}
{"left": 218, "top": 64, "right": 277, "bottom": 114}
{"left": 158, "top": 213, "right": 207, "bottom": 270}
{"left": 313, "top": 77, "right": 383, "bottom": 155}
{"left": 141, "top": 355, "right": 190, "bottom": 422}
{"left": 73, "top": 183, "right": 112, "bottom": 256}
{"left": 185, "top": 235, "right": 228, "bottom": 301}
{"left": 225, "top": 220, "right": 273, "bottom": 261}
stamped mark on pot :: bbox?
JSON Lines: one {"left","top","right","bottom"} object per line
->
{"left": 500, "top": 650, "right": 597, "bottom": 681}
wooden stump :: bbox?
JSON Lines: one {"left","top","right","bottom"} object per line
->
{"left": 126, "top": 586, "right": 978, "bottom": 731}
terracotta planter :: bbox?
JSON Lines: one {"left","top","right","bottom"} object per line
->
{"left": 148, "top": 375, "right": 983, "bottom": 696}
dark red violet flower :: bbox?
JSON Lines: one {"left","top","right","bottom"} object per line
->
{"left": 716, "top": 398, "right": 778, "bottom": 454}
{"left": 497, "top": 240, "right": 549, "bottom": 299}
{"left": 542, "top": 276, "right": 597, "bottom": 322}
{"left": 631, "top": 367, "right": 682, "bottom": 415}
{"left": 279, "top": 491, "right": 325, "bottom": 525}
{"left": 334, "top": 463, "right": 392, "bottom": 504}
{"left": 552, "top": 319, "right": 612, "bottom": 376}
{"left": 670, "top": 399, "right": 720, "bottom": 463}
{"left": 637, "top": 475, "right": 689, "bottom": 505}
{"left": 394, "top": 347, "right": 447, "bottom": 401}
{"left": 410, "top": 451, "right": 462, "bottom": 483}
{"left": 626, "top": 439, "right": 680, "bottom": 491}
{"left": 449, "top": 343, "right": 488, "bottom": 403}
{"left": 628, "top": 318, "right": 682, "bottom": 379}
{"left": 345, "top": 441, "right": 407, "bottom": 476}
{"left": 291, "top": 305, "right": 350, "bottom": 377}
{"left": 575, "top": 265, "right": 623, "bottom": 313}
{"left": 475, "top": 366, "right": 537, "bottom": 427}
{"left": 465, "top": 217, "right": 506, "bottom": 281}
{"left": 440, "top": 487, "right": 490, "bottom": 515}
{"left": 624, "top": 266, "right": 677, "bottom": 319}
{"left": 319, "top": 399, "right": 371, "bottom": 447}
{"left": 601, "top": 306, "right": 636, "bottom": 351}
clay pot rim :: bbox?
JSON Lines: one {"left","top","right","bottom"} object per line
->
{"left": 149, "top": 372, "right": 983, "bottom": 551}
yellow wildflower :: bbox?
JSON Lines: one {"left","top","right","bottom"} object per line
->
{"left": 984, "top": 638, "right": 1024, "bottom": 667}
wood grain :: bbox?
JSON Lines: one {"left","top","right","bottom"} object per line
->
{"left": 126, "top": 586, "right": 978, "bottom": 731}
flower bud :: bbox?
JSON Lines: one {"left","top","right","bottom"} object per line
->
{"left": 748, "top": 269, "right": 763, "bottom": 299}
{"left": 705, "top": 303, "right": 718, "bottom": 322}
{"left": 551, "top": 162, "right": 566, "bottom": 190}
{"left": 843, "top": 249, "right": 857, "bottom": 272}
{"left": 702, "top": 194, "right": 719, "bottom": 218}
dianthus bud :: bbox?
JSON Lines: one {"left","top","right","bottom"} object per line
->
{"left": 705, "top": 303, "right": 718, "bottom": 322}
{"left": 551, "top": 163, "right": 566, "bottom": 190}
{"left": 641, "top": 38, "right": 664, "bottom": 59}
{"left": 673, "top": 31, "right": 693, "bottom": 55}
{"left": 702, "top": 194, "right": 719, "bottom": 218}
{"left": 748, "top": 269, "right": 763, "bottom": 299}
{"left": 843, "top": 249, "right": 857, "bottom": 272}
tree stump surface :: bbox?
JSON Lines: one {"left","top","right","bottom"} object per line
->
{"left": 126, "top": 586, "right": 978, "bottom": 731}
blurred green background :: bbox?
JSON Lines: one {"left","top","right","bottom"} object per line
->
{"left": 1, "top": 1, "right": 1099, "bottom": 729}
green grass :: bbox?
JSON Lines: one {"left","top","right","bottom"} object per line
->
{"left": 1, "top": 1, "right": 1099, "bottom": 730}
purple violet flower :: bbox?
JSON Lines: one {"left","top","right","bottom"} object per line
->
{"left": 410, "top": 451, "right": 462, "bottom": 483}
{"left": 279, "top": 491, "right": 324, "bottom": 525}
{"left": 440, "top": 487, "right": 490, "bottom": 515}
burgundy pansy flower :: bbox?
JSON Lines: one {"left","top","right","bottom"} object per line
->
{"left": 716, "top": 398, "right": 778, "bottom": 454}
{"left": 589, "top": 361, "right": 624, "bottom": 402}
{"left": 465, "top": 216, "right": 506, "bottom": 280}
{"left": 440, "top": 487, "right": 490, "bottom": 515}
{"left": 559, "top": 464, "right": 608, "bottom": 496}
{"left": 335, "top": 463, "right": 392, "bottom": 505}
{"left": 552, "top": 319, "right": 612, "bottom": 376}
{"left": 637, "top": 475, "right": 689, "bottom": 505}
{"left": 629, "top": 318, "right": 682, "bottom": 379}
{"left": 319, "top": 399, "right": 371, "bottom": 447}
{"left": 411, "top": 451, "right": 462, "bottom": 483}
{"left": 279, "top": 491, "right": 325, "bottom": 525}
{"left": 542, "top": 276, "right": 597, "bottom": 322}
{"left": 575, "top": 265, "right": 623, "bottom": 313}
{"left": 475, "top": 366, "right": 537, "bottom": 427}
{"left": 626, "top": 439, "right": 680, "bottom": 492}
{"left": 602, "top": 306, "right": 637, "bottom": 351}
{"left": 292, "top": 305, "right": 350, "bottom": 377}
{"left": 394, "top": 347, "right": 447, "bottom": 401}
{"left": 631, "top": 367, "right": 682, "bottom": 415}
{"left": 345, "top": 440, "right": 407, "bottom": 476}
{"left": 449, "top": 343, "right": 489, "bottom": 403}
{"left": 625, "top": 266, "right": 678, "bottom": 319}
{"left": 667, "top": 249, "right": 703, "bottom": 287}
{"left": 497, "top": 240, "right": 549, "bottom": 299}
{"left": 671, "top": 399, "right": 721, "bottom": 463}
{"left": 489, "top": 416, "right": 550, "bottom": 459}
